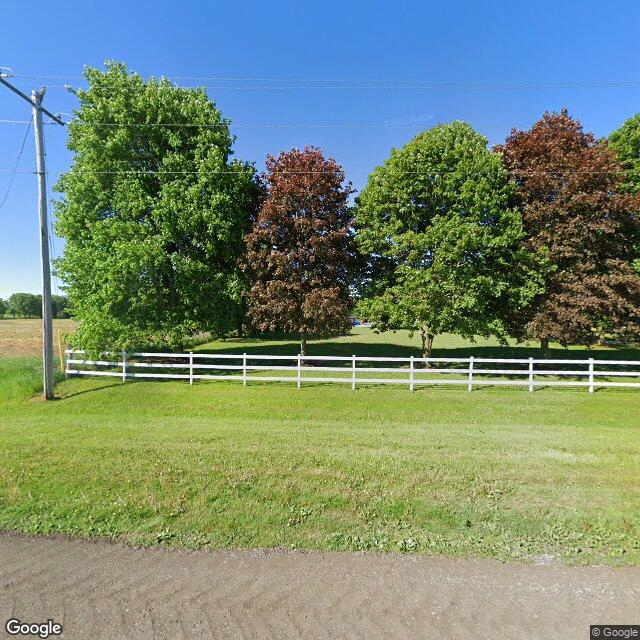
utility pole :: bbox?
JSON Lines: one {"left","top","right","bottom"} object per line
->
{"left": 1, "top": 73, "right": 64, "bottom": 400}
{"left": 32, "top": 89, "right": 55, "bottom": 399}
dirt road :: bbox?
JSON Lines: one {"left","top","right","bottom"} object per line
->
{"left": 0, "top": 533, "right": 637, "bottom": 639}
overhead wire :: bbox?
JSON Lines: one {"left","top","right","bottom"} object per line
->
{"left": 41, "top": 122, "right": 61, "bottom": 297}
{"left": 0, "top": 115, "right": 32, "bottom": 211}
{"left": 9, "top": 73, "right": 640, "bottom": 89}
{"left": 0, "top": 168, "right": 630, "bottom": 177}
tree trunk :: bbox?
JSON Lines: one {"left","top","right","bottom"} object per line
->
{"left": 235, "top": 311, "right": 244, "bottom": 338}
{"left": 540, "top": 337, "right": 549, "bottom": 358}
{"left": 420, "top": 327, "right": 434, "bottom": 365}
{"left": 300, "top": 334, "right": 307, "bottom": 357}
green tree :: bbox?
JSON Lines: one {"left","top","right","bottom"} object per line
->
{"left": 355, "top": 121, "right": 546, "bottom": 359}
{"left": 0, "top": 298, "right": 7, "bottom": 317}
{"left": 609, "top": 113, "right": 640, "bottom": 274}
{"left": 51, "top": 295, "right": 69, "bottom": 319}
{"left": 609, "top": 113, "right": 640, "bottom": 195}
{"left": 8, "top": 293, "right": 41, "bottom": 318}
{"left": 55, "top": 62, "right": 261, "bottom": 351}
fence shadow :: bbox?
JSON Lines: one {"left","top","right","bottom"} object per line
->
{"left": 59, "top": 380, "right": 125, "bottom": 399}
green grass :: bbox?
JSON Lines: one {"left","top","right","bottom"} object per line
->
{"left": 0, "top": 329, "right": 639, "bottom": 565}
{"left": 196, "top": 326, "right": 640, "bottom": 360}
{"left": 0, "top": 357, "right": 64, "bottom": 403}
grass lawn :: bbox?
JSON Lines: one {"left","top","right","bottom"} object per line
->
{"left": 0, "top": 327, "right": 639, "bottom": 565}
{"left": 196, "top": 326, "right": 640, "bottom": 361}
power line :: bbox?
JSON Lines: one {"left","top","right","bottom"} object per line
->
{"left": 0, "top": 77, "right": 65, "bottom": 124}
{"left": 0, "top": 168, "right": 630, "bottom": 176}
{"left": 10, "top": 73, "right": 640, "bottom": 88}
{"left": 0, "top": 115, "right": 32, "bottom": 211}
{"left": 0, "top": 118, "right": 40, "bottom": 124}
{"left": 41, "top": 122, "right": 61, "bottom": 297}
{"left": 0, "top": 119, "right": 530, "bottom": 129}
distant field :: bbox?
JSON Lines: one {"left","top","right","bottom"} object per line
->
{"left": 0, "top": 318, "right": 77, "bottom": 358}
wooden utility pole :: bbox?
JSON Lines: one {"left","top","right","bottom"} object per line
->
{"left": 0, "top": 73, "right": 64, "bottom": 400}
{"left": 32, "top": 89, "right": 55, "bottom": 399}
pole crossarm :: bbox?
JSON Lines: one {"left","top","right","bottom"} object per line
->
{"left": 0, "top": 76, "right": 65, "bottom": 126}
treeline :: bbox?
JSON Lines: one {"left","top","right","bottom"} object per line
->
{"left": 55, "top": 63, "right": 640, "bottom": 356}
{"left": 0, "top": 293, "right": 69, "bottom": 319}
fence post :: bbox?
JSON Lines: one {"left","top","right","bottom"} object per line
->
{"left": 64, "top": 346, "right": 70, "bottom": 378}
{"left": 467, "top": 356, "right": 474, "bottom": 392}
{"left": 297, "top": 354, "right": 302, "bottom": 389}
{"left": 588, "top": 357, "right": 594, "bottom": 394}
{"left": 409, "top": 355, "right": 415, "bottom": 392}
{"left": 121, "top": 350, "right": 127, "bottom": 383}
{"left": 528, "top": 357, "right": 534, "bottom": 392}
{"left": 351, "top": 355, "right": 357, "bottom": 390}
{"left": 189, "top": 351, "right": 194, "bottom": 385}
{"left": 243, "top": 353, "right": 247, "bottom": 386}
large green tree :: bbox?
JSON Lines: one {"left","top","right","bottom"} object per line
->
{"left": 55, "top": 62, "right": 261, "bottom": 351}
{"left": 498, "top": 110, "right": 640, "bottom": 350}
{"left": 355, "top": 121, "right": 545, "bottom": 359}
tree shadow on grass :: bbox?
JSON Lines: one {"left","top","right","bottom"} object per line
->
{"left": 194, "top": 335, "right": 640, "bottom": 362}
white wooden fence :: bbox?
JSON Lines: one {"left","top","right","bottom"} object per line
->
{"left": 65, "top": 350, "right": 640, "bottom": 393}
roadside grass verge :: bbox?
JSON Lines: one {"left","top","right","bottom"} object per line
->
{"left": 1, "top": 375, "right": 638, "bottom": 565}
{"left": 0, "top": 357, "right": 63, "bottom": 403}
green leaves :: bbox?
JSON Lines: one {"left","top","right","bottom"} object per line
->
{"left": 609, "top": 113, "right": 640, "bottom": 195}
{"left": 54, "top": 62, "right": 261, "bottom": 351}
{"left": 355, "top": 122, "right": 546, "bottom": 352}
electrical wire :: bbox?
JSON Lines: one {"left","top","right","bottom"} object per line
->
{"left": 10, "top": 73, "right": 640, "bottom": 88}
{"left": 0, "top": 115, "right": 32, "bottom": 210}
{"left": 0, "top": 168, "right": 630, "bottom": 177}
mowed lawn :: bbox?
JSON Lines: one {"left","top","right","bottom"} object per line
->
{"left": 0, "top": 326, "right": 639, "bottom": 565}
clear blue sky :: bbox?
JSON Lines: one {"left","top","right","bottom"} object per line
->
{"left": 2, "top": 0, "right": 640, "bottom": 299}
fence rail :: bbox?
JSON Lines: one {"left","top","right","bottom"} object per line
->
{"left": 64, "top": 349, "right": 640, "bottom": 393}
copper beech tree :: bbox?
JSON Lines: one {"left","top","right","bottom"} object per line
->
{"left": 497, "top": 110, "right": 640, "bottom": 352}
{"left": 243, "top": 147, "right": 355, "bottom": 356}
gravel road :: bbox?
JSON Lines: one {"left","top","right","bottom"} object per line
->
{"left": 1, "top": 533, "right": 638, "bottom": 639}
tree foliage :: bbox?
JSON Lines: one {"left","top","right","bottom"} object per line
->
{"left": 355, "top": 121, "right": 545, "bottom": 358}
{"left": 55, "top": 62, "right": 261, "bottom": 351}
{"left": 497, "top": 109, "right": 640, "bottom": 347}
{"left": 243, "top": 147, "right": 355, "bottom": 355}
{"left": 3, "top": 293, "right": 68, "bottom": 318}
{"left": 8, "top": 293, "right": 41, "bottom": 318}
{"left": 609, "top": 113, "right": 640, "bottom": 195}
{"left": 51, "top": 295, "right": 70, "bottom": 319}
{"left": 609, "top": 113, "right": 640, "bottom": 275}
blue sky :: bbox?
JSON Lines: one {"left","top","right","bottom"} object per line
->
{"left": 1, "top": 0, "right": 640, "bottom": 298}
